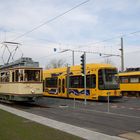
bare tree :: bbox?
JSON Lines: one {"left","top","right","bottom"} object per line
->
{"left": 102, "top": 58, "right": 115, "bottom": 65}
{"left": 45, "top": 58, "right": 67, "bottom": 69}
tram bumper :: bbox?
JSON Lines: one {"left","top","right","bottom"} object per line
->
{"left": 9, "top": 94, "right": 43, "bottom": 102}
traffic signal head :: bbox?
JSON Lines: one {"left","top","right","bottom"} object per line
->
{"left": 80, "top": 54, "right": 85, "bottom": 74}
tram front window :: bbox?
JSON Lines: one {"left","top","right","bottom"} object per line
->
{"left": 98, "top": 69, "right": 119, "bottom": 90}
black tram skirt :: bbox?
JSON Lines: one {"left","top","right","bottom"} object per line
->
{"left": 98, "top": 96, "right": 122, "bottom": 101}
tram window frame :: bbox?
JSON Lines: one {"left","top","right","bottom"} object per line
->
{"left": 12, "top": 71, "right": 15, "bottom": 82}
{"left": 98, "top": 69, "right": 104, "bottom": 89}
{"left": 62, "top": 79, "right": 65, "bottom": 93}
{"left": 19, "top": 69, "right": 24, "bottom": 82}
{"left": 45, "top": 77, "right": 58, "bottom": 88}
{"left": 129, "top": 76, "right": 139, "bottom": 83}
{"left": 5, "top": 72, "right": 10, "bottom": 82}
{"left": 15, "top": 70, "right": 19, "bottom": 82}
{"left": 0, "top": 72, "right": 4, "bottom": 82}
{"left": 69, "top": 74, "right": 96, "bottom": 88}
{"left": 90, "top": 74, "right": 96, "bottom": 88}
{"left": 69, "top": 75, "right": 83, "bottom": 88}
{"left": 0, "top": 71, "right": 10, "bottom": 82}
{"left": 120, "top": 76, "right": 129, "bottom": 83}
{"left": 24, "top": 70, "right": 41, "bottom": 82}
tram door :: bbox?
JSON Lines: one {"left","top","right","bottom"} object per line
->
{"left": 58, "top": 77, "right": 65, "bottom": 97}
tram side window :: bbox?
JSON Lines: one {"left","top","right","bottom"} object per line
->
{"left": 69, "top": 76, "right": 83, "bottom": 88}
{"left": 62, "top": 79, "right": 65, "bottom": 93}
{"left": 0, "top": 73, "right": 4, "bottom": 82}
{"left": 0, "top": 72, "right": 10, "bottom": 82}
{"left": 12, "top": 72, "right": 14, "bottom": 82}
{"left": 90, "top": 75, "right": 96, "bottom": 88}
{"left": 5, "top": 72, "right": 9, "bottom": 82}
{"left": 15, "top": 70, "right": 19, "bottom": 82}
{"left": 19, "top": 70, "right": 24, "bottom": 81}
{"left": 86, "top": 75, "right": 90, "bottom": 88}
{"left": 130, "top": 77, "right": 139, "bottom": 83}
{"left": 45, "top": 77, "right": 57, "bottom": 87}
{"left": 14, "top": 70, "right": 24, "bottom": 82}
{"left": 24, "top": 70, "right": 41, "bottom": 82}
{"left": 98, "top": 70, "right": 104, "bottom": 89}
{"left": 86, "top": 75, "right": 96, "bottom": 88}
{"left": 69, "top": 75, "right": 96, "bottom": 88}
{"left": 120, "top": 77, "right": 129, "bottom": 83}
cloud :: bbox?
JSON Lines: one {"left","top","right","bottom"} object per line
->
{"left": 0, "top": 0, "right": 140, "bottom": 69}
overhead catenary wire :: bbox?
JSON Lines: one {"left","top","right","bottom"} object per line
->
{"left": 77, "top": 30, "right": 140, "bottom": 49}
{"left": 12, "top": 0, "right": 90, "bottom": 41}
{"left": 1, "top": 0, "right": 139, "bottom": 50}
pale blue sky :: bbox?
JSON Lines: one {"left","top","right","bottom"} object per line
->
{"left": 0, "top": 0, "right": 140, "bottom": 69}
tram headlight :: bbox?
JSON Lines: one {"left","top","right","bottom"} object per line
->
{"left": 107, "top": 92, "right": 111, "bottom": 95}
{"left": 31, "top": 89, "right": 35, "bottom": 94}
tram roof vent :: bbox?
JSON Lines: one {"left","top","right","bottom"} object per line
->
{"left": 0, "top": 57, "right": 39, "bottom": 69}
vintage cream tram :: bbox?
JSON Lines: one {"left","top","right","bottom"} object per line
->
{"left": 0, "top": 57, "right": 43, "bottom": 102}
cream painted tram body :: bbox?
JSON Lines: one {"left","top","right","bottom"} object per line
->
{"left": 0, "top": 57, "right": 43, "bottom": 102}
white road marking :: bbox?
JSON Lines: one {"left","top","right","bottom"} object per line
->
{"left": 71, "top": 107, "right": 140, "bottom": 119}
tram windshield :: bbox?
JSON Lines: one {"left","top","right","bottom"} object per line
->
{"left": 98, "top": 69, "right": 119, "bottom": 90}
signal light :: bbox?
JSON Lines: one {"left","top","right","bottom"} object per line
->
{"left": 80, "top": 54, "right": 85, "bottom": 74}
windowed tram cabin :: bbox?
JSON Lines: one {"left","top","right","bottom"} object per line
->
{"left": 0, "top": 57, "right": 43, "bottom": 102}
{"left": 43, "top": 63, "right": 122, "bottom": 101}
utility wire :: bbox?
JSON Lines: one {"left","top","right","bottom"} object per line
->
{"left": 12, "top": 0, "right": 90, "bottom": 41}
{"left": 77, "top": 30, "right": 140, "bottom": 49}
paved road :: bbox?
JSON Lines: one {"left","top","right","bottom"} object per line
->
{"left": 10, "top": 97, "right": 140, "bottom": 137}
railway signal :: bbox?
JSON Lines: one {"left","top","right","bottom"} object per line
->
{"left": 80, "top": 53, "right": 87, "bottom": 105}
{"left": 80, "top": 53, "right": 85, "bottom": 75}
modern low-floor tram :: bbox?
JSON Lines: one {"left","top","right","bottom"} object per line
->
{"left": 43, "top": 63, "right": 122, "bottom": 101}
{"left": 119, "top": 70, "right": 140, "bottom": 97}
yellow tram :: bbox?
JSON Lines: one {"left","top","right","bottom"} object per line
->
{"left": 0, "top": 57, "right": 43, "bottom": 102}
{"left": 43, "top": 63, "right": 121, "bottom": 101}
{"left": 118, "top": 70, "right": 140, "bottom": 97}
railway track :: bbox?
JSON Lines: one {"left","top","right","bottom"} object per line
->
{"left": 0, "top": 100, "right": 50, "bottom": 109}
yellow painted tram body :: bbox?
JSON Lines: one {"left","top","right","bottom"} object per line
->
{"left": 118, "top": 71, "right": 140, "bottom": 97}
{"left": 43, "top": 63, "right": 121, "bottom": 101}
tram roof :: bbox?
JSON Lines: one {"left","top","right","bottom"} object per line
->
{"left": 0, "top": 57, "right": 39, "bottom": 70}
{"left": 118, "top": 71, "right": 140, "bottom": 76}
{"left": 9, "top": 67, "right": 42, "bottom": 70}
{"left": 43, "top": 63, "right": 116, "bottom": 73}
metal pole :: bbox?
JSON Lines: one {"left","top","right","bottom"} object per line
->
{"left": 74, "top": 97, "right": 75, "bottom": 108}
{"left": 84, "top": 52, "right": 87, "bottom": 105}
{"left": 66, "top": 65, "right": 70, "bottom": 98}
{"left": 107, "top": 92, "right": 110, "bottom": 113}
{"left": 72, "top": 50, "right": 74, "bottom": 66}
{"left": 121, "top": 37, "right": 124, "bottom": 72}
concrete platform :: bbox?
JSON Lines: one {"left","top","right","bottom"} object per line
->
{"left": 119, "top": 132, "right": 140, "bottom": 140}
